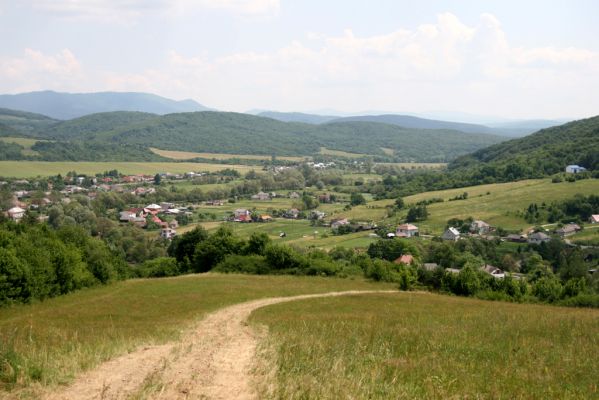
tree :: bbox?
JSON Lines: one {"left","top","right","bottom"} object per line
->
{"left": 192, "top": 227, "right": 243, "bottom": 272}
{"left": 245, "top": 232, "right": 271, "bottom": 255}
{"left": 154, "top": 173, "right": 161, "bottom": 185}
{"left": 394, "top": 197, "right": 405, "bottom": 210}
{"left": 168, "top": 226, "right": 208, "bottom": 270}
{"left": 406, "top": 205, "right": 428, "bottom": 222}
{"left": 350, "top": 192, "right": 366, "bottom": 206}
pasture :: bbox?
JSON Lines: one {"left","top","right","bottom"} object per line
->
{"left": 371, "top": 178, "right": 599, "bottom": 234}
{"left": 0, "top": 161, "right": 255, "bottom": 178}
{"left": 0, "top": 274, "right": 393, "bottom": 395}
{"left": 0, "top": 137, "right": 48, "bottom": 157}
{"left": 252, "top": 292, "right": 599, "bottom": 399}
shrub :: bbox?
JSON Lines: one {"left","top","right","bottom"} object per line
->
{"left": 138, "top": 257, "right": 180, "bottom": 278}
{"left": 213, "top": 255, "right": 271, "bottom": 275}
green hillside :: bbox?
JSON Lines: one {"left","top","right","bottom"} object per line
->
{"left": 450, "top": 115, "right": 599, "bottom": 178}
{"left": 10, "top": 111, "right": 505, "bottom": 162}
{"left": 0, "top": 107, "right": 58, "bottom": 136}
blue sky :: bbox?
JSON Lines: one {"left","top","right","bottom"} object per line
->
{"left": 1, "top": 0, "right": 598, "bottom": 120}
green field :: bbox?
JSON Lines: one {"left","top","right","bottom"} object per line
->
{"left": 319, "top": 147, "right": 367, "bottom": 158}
{"left": 0, "top": 274, "right": 393, "bottom": 395}
{"left": 0, "top": 161, "right": 255, "bottom": 178}
{"left": 0, "top": 137, "right": 48, "bottom": 157}
{"left": 370, "top": 178, "right": 599, "bottom": 234}
{"left": 252, "top": 292, "right": 599, "bottom": 399}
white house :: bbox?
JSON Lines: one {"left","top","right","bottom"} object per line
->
{"left": 251, "top": 192, "right": 271, "bottom": 201}
{"left": 590, "top": 215, "right": 599, "bottom": 224}
{"left": 565, "top": 165, "right": 587, "bottom": 173}
{"left": 7, "top": 206, "right": 26, "bottom": 221}
{"left": 441, "top": 227, "right": 461, "bottom": 241}
{"left": 331, "top": 218, "right": 350, "bottom": 230}
{"left": 396, "top": 223, "right": 419, "bottom": 238}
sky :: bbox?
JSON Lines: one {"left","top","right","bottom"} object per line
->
{"left": 1, "top": 0, "right": 598, "bottom": 120}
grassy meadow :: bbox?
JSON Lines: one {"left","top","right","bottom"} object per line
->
{"left": 0, "top": 161, "right": 255, "bottom": 178}
{"left": 367, "top": 178, "right": 599, "bottom": 234}
{"left": 0, "top": 137, "right": 47, "bottom": 157}
{"left": 251, "top": 292, "right": 599, "bottom": 399}
{"left": 0, "top": 274, "right": 393, "bottom": 396}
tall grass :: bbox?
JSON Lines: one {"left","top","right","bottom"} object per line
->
{"left": 0, "top": 274, "right": 393, "bottom": 396}
{"left": 251, "top": 292, "right": 599, "bottom": 399}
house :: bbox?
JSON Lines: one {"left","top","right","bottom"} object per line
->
{"left": 396, "top": 223, "right": 419, "bottom": 238}
{"left": 590, "top": 215, "right": 599, "bottom": 224}
{"left": 446, "top": 268, "right": 461, "bottom": 274}
{"left": 7, "top": 206, "right": 26, "bottom": 221}
{"left": 168, "top": 219, "right": 179, "bottom": 229}
{"left": 284, "top": 208, "right": 300, "bottom": 219}
{"left": 309, "top": 210, "right": 326, "bottom": 220}
{"left": 565, "top": 165, "right": 587, "bottom": 173}
{"left": 318, "top": 193, "right": 332, "bottom": 203}
{"left": 470, "top": 220, "right": 491, "bottom": 235}
{"left": 331, "top": 218, "right": 350, "bottom": 230}
{"left": 205, "top": 200, "right": 224, "bottom": 206}
{"left": 160, "top": 227, "right": 177, "bottom": 240}
{"left": 555, "top": 223, "right": 581, "bottom": 237}
{"left": 422, "top": 263, "right": 439, "bottom": 271}
{"left": 288, "top": 191, "right": 300, "bottom": 199}
{"left": 480, "top": 264, "right": 505, "bottom": 279}
{"left": 251, "top": 192, "right": 271, "bottom": 201}
{"left": 160, "top": 202, "right": 175, "bottom": 211}
{"left": 441, "top": 227, "right": 461, "bottom": 241}
{"left": 234, "top": 208, "right": 251, "bottom": 218}
{"left": 144, "top": 203, "right": 162, "bottom": 213}
{"left": 259, "top": 214, "right": 273, "bottom": 222}
{"left": 528, "top": 231, "right": 551, "bottom": 245}
{"left": 119, "top": 211, "right": 137, "bottom": 222}
{"left": 394, "top": 254, "right": 414, "bottom": 265}
{"left": 506, "top": 234, "right": 527, "bottom": 243}
{"left": 151, "top": 215, "right": 163, "bottom": 224}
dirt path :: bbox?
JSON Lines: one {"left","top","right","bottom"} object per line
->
{"left": 44, "top": 290, "right": 395, "bottom": 400}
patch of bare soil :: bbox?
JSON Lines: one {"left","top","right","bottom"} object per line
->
{"left": 43, "top": 290, "right": 394, "bottom": 400}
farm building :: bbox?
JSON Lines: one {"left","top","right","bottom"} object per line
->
{"left": 528, "top": 232, "right": 551, "bottom": 244}
{"left": 480, "top": 265, "right": 505, "bottom": 279}
{"left": 441, "top": 227, "right": 461, "bottom": 241}
{"left": 565, "top": 165, "right": 587, "bottom": 173}
{"left": 590, "top": 215, "right": 599, "bottom": 224}
{"left": 470, "top": 220, "right": 491, "bottom": 235}
{"left": 555, "top": 223, "right": 581, "bottom": 237}
{"left": 7, "top": 206, "right": 26, "bottom": 221}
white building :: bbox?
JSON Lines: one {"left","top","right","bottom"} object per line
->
{"left": 441, "top": 227, "right": 461, "bottom": 241}
{"left": 565, "top": 165, "right": 587, "bottom": 173}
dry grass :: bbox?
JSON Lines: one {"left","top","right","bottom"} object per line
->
{"left": 251, "top": 292, "right": 599, "bottom": 399}
{"left": 0, "top": 274, "right": 393, "bottom": 396}
{"left": 149, "top": 147, "right": 306, "bottom": 162}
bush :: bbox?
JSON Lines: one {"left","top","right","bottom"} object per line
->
{"left": 137, "top": 257, "right": 180, "bottom": 278}
{"left": 557, "top": 293, "right": 599, "bottom": 308}
{"left": 213, "top": 255, "right": 271, "bottom": 275}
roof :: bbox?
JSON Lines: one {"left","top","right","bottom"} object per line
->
{"left": 397, "top": 223, "right": 418, "bottom": 230}
{"left": 529, "top": 232, "right": 550, "bottom": 240}
{"left": 445, "top": 227, "right": 460, "bottom": 236}
{"left": 394, "top": 254, "right": 414, "bottom": 265}
{"left": 8, "top": 207, "right": 26, "bottom": 213}
{"left": 481, "top": 264, "right": 503, "bottom": 274}
{"left": 422, "top": 263, "right": 438, "bottom": 271}
{"left": 591, "top": 215, "right": 599, "bottom": 223}
{"left": 472, "top": 220, "right": 490, "bottom": 227}
{"left": 145, "top": 203, "right": 161, "bottom": 209}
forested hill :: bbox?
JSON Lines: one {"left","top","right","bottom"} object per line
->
{"left": 0, "top": 107, "right": 59, "bottom": 135}
{"left": 17, "top": 110, "right": 506, "bottom": 162}
{"left": 329, "top": 114, "right": 497, "bottom": 135}
{"left": 0, "top": 91, "right": 210, "bottom": 120}
{"left": 449, "top": 115, "right": 599, "bottom": 178}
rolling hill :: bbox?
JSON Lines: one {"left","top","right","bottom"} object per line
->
{"left": 0, "top": 107, "right": 59, "bottom": 135}
{"left": 0, "top": 91, "right": 211, "bottom": 120}
{"left": 257, "top": 111, "right": 338, "bottom": 124}
{"left": 449, "top": 115, "right": 599, "bottom": 178}
{"left": 27, "top": 111, "right": 506, "bottom": 162}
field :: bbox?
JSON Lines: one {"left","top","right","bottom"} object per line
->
{"left": 370, "top": 178, "right": 599, "bottom": 234}
{"left": 319, "top": 147, "right": 366, "bottom": 158}
{"left": 0, "top": 274, "right": 393, "bottom": 395}
{"left": 0, "top": 137, "right": 47, "bottom": 156}
{"left": 0, "top": 161, "right": 255, "bottom": 178}
{"left": 150, "top": 147, "right": 306, "bottom": 162}
{"left": 252, "top": 292, "right": 599, "bottom": 399}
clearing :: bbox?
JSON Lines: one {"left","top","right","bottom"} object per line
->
{"left": 149, "top": 147, "right": 306, "bottom": 162}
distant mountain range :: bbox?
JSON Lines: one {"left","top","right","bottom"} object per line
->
{"left": 256, "top": 111, "right": 566, "bottom": 137}
{"left": 0, "top": 91, "right": 211, "bottom": 120}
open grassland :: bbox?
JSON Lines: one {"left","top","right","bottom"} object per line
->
{"left": 369, "top": 178, "right": 599, "bottom": 234}
{"left": 149, "top": 147, "right": 306, "bottom": 162}
{"left": 375, "top": 162, "right": 447, "bottom": 169}
{"left": 251, "top": 292, "right": 599, "bottom": 399}
{"left": 0, "top": 161, "right": 254, "bottom": 178}
{"left": 0, "top": 274, "right": 393, "bottom": 395}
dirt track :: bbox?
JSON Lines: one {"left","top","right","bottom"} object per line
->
{"left": 43, "top": 290, "right": 395, "bottom": 400}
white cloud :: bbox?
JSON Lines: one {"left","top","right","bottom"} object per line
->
{"left": 1, "top": 12, "right": 598, "bottom": 118}
{"left": 26, "top": 0, "right": 280, "bottom": 21}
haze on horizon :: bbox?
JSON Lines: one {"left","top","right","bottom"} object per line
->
{"left": 0, "top": 0, "right": 598, "bottom": 121}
